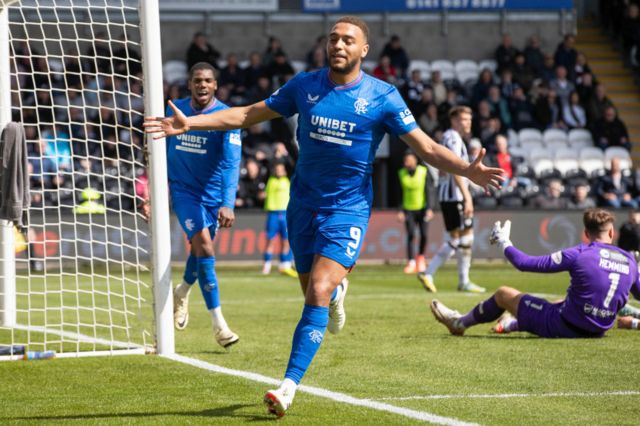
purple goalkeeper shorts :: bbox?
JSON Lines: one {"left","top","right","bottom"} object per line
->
{"left": 517, "top": 295, "right": 603, "bottom": 338}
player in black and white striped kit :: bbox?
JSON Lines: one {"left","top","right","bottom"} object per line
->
{"left": 417, "top": 106, "right": 486, "bottom": 293}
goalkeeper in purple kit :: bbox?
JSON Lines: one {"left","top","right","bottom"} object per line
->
{"left": 145, "top": 16, "right": 503, "bottom": 417}
{"left": 431, "top": 208, "right": 640, "bottom": 338}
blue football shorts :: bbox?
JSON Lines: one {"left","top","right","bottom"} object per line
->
{"left": 287, "top": 203, "right": 369, "bottom": 274}
{"left": 265, "top": 210, "right": 288, "bottom": 240}
{"left": 171, "top": 193, "right": 219, "bottom": 241}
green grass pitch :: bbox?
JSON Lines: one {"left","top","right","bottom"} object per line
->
{"left": 1, "top": 263, "right": 639, "bottom": 425}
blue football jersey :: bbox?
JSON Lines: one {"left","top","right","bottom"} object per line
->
{"left": 265, "top": 69, "right": 417, "bottom": 214}
{"left": 166, "top": 97, "right": 241, "bottom": 208}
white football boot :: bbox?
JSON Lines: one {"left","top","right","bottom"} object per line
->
{"left": 430, "top": 299, "right": 465, "bottom": 336}
{"left": 214, "top": 327, "right": 239, "bottom": 348}
{"left": 328, "top": 278, "right": 349, "bottom": 334}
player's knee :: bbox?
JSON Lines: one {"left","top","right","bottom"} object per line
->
{"left": 447, "top": 238, "right": 460, "bottom": 250}
{"left": 458, "top": 234, "right": 474, "bottom": 250}
{"left": 306, "top": 278, "right": 336, "bottom": 303}
{"left": 192, "top": 241, "right": 215, "bottom": 257}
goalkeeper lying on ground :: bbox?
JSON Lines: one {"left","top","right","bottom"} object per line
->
{"left": 430, "top": 208, "right": 640, "bottom": 338}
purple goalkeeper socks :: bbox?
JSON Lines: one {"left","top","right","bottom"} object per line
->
{"left": 460, "top": 296, "right": 504, "bottom": 328}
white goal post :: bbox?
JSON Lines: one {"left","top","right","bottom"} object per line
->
{"left": 0, "top": 0, "right": 173, "bottom": 359}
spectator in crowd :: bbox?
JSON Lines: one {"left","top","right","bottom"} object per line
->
{"left": 43, "top": 125, "right": 72, "bottom": 172}
{"left": 246, "top": 75, "right": 273, "bottom": 105}
{"left": 418, "top": 103, "right": 440, "bottom": 137}
{"left": 509, "top": 85, "right": 536, "bottom": 131}
{"left": 573, "top": 52, "right": 592, "bottom": 84}
{"left": 592, "top": 106, "right": 631, "bottom": 151}
{"left": 244, "top": 51, "right": 267, "bottom": 90}
{"left": 272, "top": 142, "right": 296, "bottom": 175}
{"left": 563, "top": 91, "right": 587, "bottom": 129}
{"left": 618, "top": 210, "right": 640, "bottom": 253}
{"left": 411, "top": 86, "right": 435, "bottom": 118}
{"left": 511, "top": 53, "right": 536, "bottom": 92}
{"left": 266, "top": 52, "right": 295, "bottom": 87}
{"left": 568, "top": 182, "right": 596, "bottom": 209}
{"left": 186, "top": 31, "right": 220, "bottom": 69}
{"left": 29, "top": 137, "right": 57, "bottom": 188}
{"left": 402, "top": 69, "right": 425, "bottom": 110}
{"left": 588, "top": 83, "right": 615, "bottom": 123}
{"left": 430, "top": 70, "right": 447, "bottom": 106}
{"left": 554, "top": 34, "right": 578, "bottom": 73}
{"left": 372, "top": 55, "right": 397, "bottom": 84}
{"left": 487, "top": 134, "right": 516, "bottom": 185}
{"left": 305, "top": 35, "right": 327, "bottom": 69}
{"left": 532, "top": 179, "right": 569, "bottom": 209}
{"left": 471, "top": 68, "right": 494, "bottom": 107}
{"left": 499, "top": 69, "right": 517, "bottom": 99}
{"left": 236, "top": 158, "right": 266, "bottom": 209}
{"left": 576, "top": 72, "right": 595, "bottom": 107}
{"left": 437, "top": 88, "right": 460, "bottom": 127}
{"left": 219, "top": 53, "right": 246, "bottom": 99}
{"left": 596, "top": 157, "right": 637, "bottom": 208}
{"left": 495, "top": 33, "right": 519, "bottom": 73}
{"left": 306, "top": 46, "right": 327, "bottom": 72}
{"left": 486, "top": 85, "right": 511, "bottom": 130}
{"left": 622, "top": 3, "right": 640, "bottom": 60}
{"left": 242, "top": 122, "right": 273, "bottom": 161}
{"left": 549, "top": 65, "right": 575, "bottom": 107}
{"left": 539, "top": 53, "right": 556, "bottom": 83}
{"left": 535, "top": 87, "right": 565, "bottom": 130}
{"left": 380, "top": 35, "right": 410, "bottom": 78}
{"left": 263, "top": 36, "right": 285, "bottom": 67}
{"left": 523, "top": 35, "right": 544, "bottom": 75}
{"left": 479, "top": 117, "right": 502, "bottom": 152}
{"left": 472, "top": 100, "right": 494, "bottom": 139}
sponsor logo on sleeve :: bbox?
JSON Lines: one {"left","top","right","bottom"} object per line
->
{"left": 399, "top": 108, "right": 415, "bottom": 125}
{"left": 551, "top": 251, "right": 563, "bottom": 265}
{"left": 229, "top": 133, "right": 241, "bottom": 146}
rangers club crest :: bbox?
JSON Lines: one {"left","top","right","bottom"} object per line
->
{"left": 354, "top": 97, "right": 368, "bottom": 115}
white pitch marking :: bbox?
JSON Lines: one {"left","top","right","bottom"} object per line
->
{"left": 163, "top": 353, "right": 477, "bottom": 426}
{"left": 377, "top": 390, "right": 640, "bottom": 401}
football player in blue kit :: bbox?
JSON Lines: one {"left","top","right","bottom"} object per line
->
{"left": 145, "top": 16, "right": 503, "bottom": 417}
{"left": 165, "top": 62, "right": 242, "bottom": 348}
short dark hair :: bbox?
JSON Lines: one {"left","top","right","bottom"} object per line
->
{"left": 449, "top": 105, "right": 472, "bottom": 120}
{"left": 334, "top": 16, "right": 369, "bottom": 42}
{"left": 189, "top": 62, "right": 216, "bottom": 80}
{"left": 583, "top": 208, "right": 615, "bottom": 238}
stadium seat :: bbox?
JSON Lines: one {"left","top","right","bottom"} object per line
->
{"left": 518, "top": 128, "right": 543, "bottom": 145}
{"left": 430, "top": 59, "right": 455, "bottom": 80}
{"left": 543, "top": 128, "right": 568, "bottom": 145}
{"left": 217, "top": 59, "right": 227, "bottom": 69}
{"left": 291, "top": 60, "right": 306, "bottom": 74}
{"left": 579, "top": 147, "right": 605, "bottom": 177}
{"left": 454, "top": 59, "right": 478, "bottom": 74}
{"left": 604, "top": 146, "right": 632, "bottom": 170}
{"left": 554, "top": 147, "right": 581, "bottom": 178}
{"left": 408, "top": 59, "right": 431, "bottom": 78}
{"left": 530, "top": 148, "right": 556, "bottom": 178}
{"left": 478, "top": 59, "right": 498, "bottom": 72}
{"left": 508, "top": 146, "right": 527, "bottom": 163}
{"left": 456, "top": 70, "right": 478, "bottom": 85}
{"left": 239, "top": 60, "right": 249, "bottom": 69}
{"left": 507, "top": 129, "right": 519, "bottom": 147}
{"left": 163, "top": 60, "right": 188, "bottom": 84}
{"left": 519, "top": 139, "right": 544, "bottom": 157}
{"left": 568, "top": 128, "right": 593, "bottom": 148}
{"left": 546, "top": 138, "right": 569, "bottom": 151}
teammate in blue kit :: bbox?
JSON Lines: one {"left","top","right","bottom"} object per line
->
{"left": 166, "top": 62, "right": 241, "bottom": 348}
{"left": 145, "top": 16, "right": 503, "bottom": 417}
{"left": 431, "top": 209, "right": 640, "bottom": 338}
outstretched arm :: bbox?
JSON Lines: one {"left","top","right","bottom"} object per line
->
{"left": 504, "top": 246, "right": 575, "bottom": 273}
{"left": 400, "top": 128, "right": 504, "bottom": 190}
{"left": 144, "top": 101, "right": 281, "bottom": 138}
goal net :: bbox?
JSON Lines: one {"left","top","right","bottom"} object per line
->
{"left": 0, "top": 0, "right": 172, "bottom": 359}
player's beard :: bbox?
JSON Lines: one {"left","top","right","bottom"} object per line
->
{"left": 329, "top": 56, "right": 361, "bottom": 75}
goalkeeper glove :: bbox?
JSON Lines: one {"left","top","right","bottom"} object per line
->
{"left": 489, "top": 220, "right": 512, "bottom": 251}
